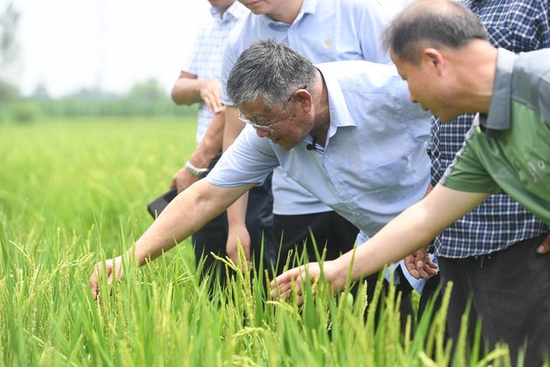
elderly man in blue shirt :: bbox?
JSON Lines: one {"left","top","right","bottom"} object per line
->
{"left": 167, "top": 0, "right": 404, "bottom": 300}
{"left": 220, "top": 0, "right": 392, "bottom": 275}
{"left": 89, "top": 40, "right": 434, "bottom": 308}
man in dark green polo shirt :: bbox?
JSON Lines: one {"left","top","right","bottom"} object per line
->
{"left": 273, "top": 0, "right": 550, "bottom": 363}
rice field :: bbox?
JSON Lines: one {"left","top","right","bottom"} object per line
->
{"left": 0, "top": 117, "right": 519, "bottom": 366}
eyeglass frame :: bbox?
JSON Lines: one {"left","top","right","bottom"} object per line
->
{"left": 237, "top": 85, "right": 307, "bottom": 133}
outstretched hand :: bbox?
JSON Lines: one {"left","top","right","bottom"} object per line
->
{"left": 270, "top": 260, "right": 346, "bottom": 304}
{"left": 269, "top": 263, "right": 321, "bottom": 304}
{"left": 89, "top": 255, "right": 124, "bottom": 301}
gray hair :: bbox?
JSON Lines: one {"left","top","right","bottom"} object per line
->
{"left": 227, "top": 39, "right": 317, "bottom": 108}
{"left": 383, "top": 0, "right": 488, "bottom": 64}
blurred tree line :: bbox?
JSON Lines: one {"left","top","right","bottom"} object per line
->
{"left": 0, "top": 2, "right": 197, "bottom": 124}
{"left": 28, "top": 79, "right": 198, "bottom": 120}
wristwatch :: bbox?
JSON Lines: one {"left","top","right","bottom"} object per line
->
{"left": 185, "top": 161, "right": 209, "bottom": 179}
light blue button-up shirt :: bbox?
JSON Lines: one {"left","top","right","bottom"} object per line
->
{"left": 209, "top": 60, "right": 431, "bottom": 237}
{"left": 220, "top": 0, "right": 393, "bottom": 215}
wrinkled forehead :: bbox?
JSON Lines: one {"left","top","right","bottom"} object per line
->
{"left": 238, "top": 96, "right": 276, "bottom": 116}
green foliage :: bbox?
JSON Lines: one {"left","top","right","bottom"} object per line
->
{"left": 0, "top": 118, "right": 541, "bottom": 366}
{"left": 1, "top": 78, "right": 198, "bottom": 120}
{"left": 30, "top": 97, "right": 198, "bottom": 118}
{"left": 0, "top": 79, "right": 19, "bottom": 100}
{"left": 123, "top": 78, "right": 167, "bottom": 102}
{"left": 9, "top": 100, "right": 38, "bottom": 123}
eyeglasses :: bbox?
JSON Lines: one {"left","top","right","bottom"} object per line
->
{"left": 238, "top": 85, "right": 307, "bottom": 133}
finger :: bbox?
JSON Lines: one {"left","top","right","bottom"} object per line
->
{"left": 90, "top": 263, "right": 103, "bottom": 300}
{"left": 425, "top": 258, "right": 439, "bottom": 269}
{"left": 404, "top": 258, "right": 421, "bottom": 279}
{"left": 274, "top": 267, "right": 300, "bottom": 284}
{"left": 416, "top": 268, "right": 431, "bottom": 280}
{"left": 204, "top": 96, "right": 216, "bottom": 113}
{"left": 272, "top": 284, "right": 293, "bottom": 300}
{"left": 404, "top": 260, "right": 420, "bottom": 279}
{"left": 270, "top": 280, "right": 293, "bottom": 298}
{"left": 537, "top": 235, "right": 550, "bottom": 254}
{"left": 210, "top": 86, "right": 222, "bottom": 112}
{"left": 424, "top": 267, "right": 439, "bottom": 276}
{"left": 90, "top": 276, "right": 99, "bottom": 300}
{"left": 205, "top": 89, "right": 223, "bottom": 113}
{"left": 291, "top": 280, "right": 303, "bottom": 300}
{"left": 107, "top": 272, "right": 115, "bottom": 286}
{"left": 269, "top": 278, "right": 282, "bottom": 297}
{"left": 106, "top": 265, "right": 117, "bottom": 286}
{"left": 280, "top": 288, "right": 293, "bottom": 301}
{"left": 203, "top": 93, "right": 220, "bottom": 113}
{"left": 212, "top": 99, "right": 223, "bottom": 113}
{"left": 274, "top": 277, "right": 303, "bottom": 301}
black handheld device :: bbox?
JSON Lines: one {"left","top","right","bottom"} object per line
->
{"left": 147, "top": 187, "right": 178, "bottom": 219}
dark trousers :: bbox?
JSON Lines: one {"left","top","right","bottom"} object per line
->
{"left": 416, "top": 272, "right": 444, "bottom": 330}
{"left": 438, "top": 233, "right": 550, "bottom": 367}
{"left": 272, "top": 211, "right": 359, "bottom": 274}
{"left": 192, "top": 160, "right": 275, "bottom": 288}
{"left": 273, "top": 211, "right": 415, "bottom": 329}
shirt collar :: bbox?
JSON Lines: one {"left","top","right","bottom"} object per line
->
{"left": 316, "top": 64, "right": 356, "bottom": 140}
{"left": 482, "top": 48, "right": 517, "bottom": 135}
{"left": 210, "top": 1, "right": 248, "bottom": 23}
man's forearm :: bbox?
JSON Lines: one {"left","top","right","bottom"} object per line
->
{"left": 171, "top": 72, "right": 203, "bottom": 105}
{"left": 334, "top": 186, "right": 489, "bottom": 283}
{"left": 130, "top": 180, "right": 251, "bottom": 266}
{"left": 226, "top": 192, "right": 249, "bottom": 229}
{"left": 189, "top": 112, "right": 225, "bottom": 167}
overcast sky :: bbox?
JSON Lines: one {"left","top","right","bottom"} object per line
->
{"left": 11, "top": 0, "right": 411, "bottom": 98}
{"left": 13, "top": 0, "right": 209, "bottom": 97}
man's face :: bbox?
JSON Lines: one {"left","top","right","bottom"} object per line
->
{"left": 238, "top": 0, "right": 281, "bottom": 15}
{"left": 238, "top": 93, "right": 312, "bottom": 150}
{"left": 392, "top": 51, "right": 461, "bottom": 123}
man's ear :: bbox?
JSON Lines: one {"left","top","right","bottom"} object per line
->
{"left": 423, "top": 48, "right": 446, "bottom": 75}
{"left": 294, "top": 89, "right": 313, "bottom": 113}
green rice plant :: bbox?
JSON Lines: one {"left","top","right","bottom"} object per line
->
{"left": 0, "top": 118, "right": 539, "bottom": 366}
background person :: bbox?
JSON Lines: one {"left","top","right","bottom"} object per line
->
{"left": 169, "top": 0, "right": 274, "bottom": 286}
